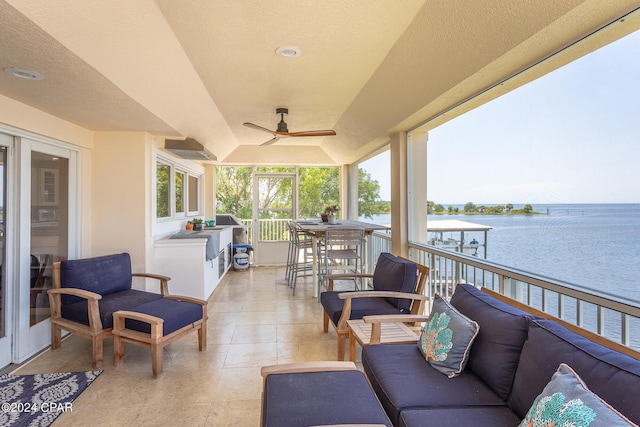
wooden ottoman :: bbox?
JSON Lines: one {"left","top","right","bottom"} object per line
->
{"left": 112, "top": 296, "right": 207, "bottom": 378}
{"left": 261, "top": 362, "right": 391, "bottom": 427}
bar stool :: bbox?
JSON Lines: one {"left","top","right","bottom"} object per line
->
{"left": 285, "top": 222, "right": 315, "bottom": 295}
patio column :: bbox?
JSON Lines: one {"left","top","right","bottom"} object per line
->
{"left": 408, "top": 130, "right": 428, "bottom": 245}
{"left": 345, "top": 164, "right": 358, "bottom": 220}
{"left": 203, "top": 163, "right": 216, "bottom": 220}
{"left": 390, "top": 131, "right": 408, "bottom": 257}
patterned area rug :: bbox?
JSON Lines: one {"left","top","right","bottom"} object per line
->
{"left": 0, "top": 370, "right": 102, "bottom": 427}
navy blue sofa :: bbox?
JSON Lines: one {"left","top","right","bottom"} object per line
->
{"left": 48, "top": 253, "right": 170, "bottom": 368}
{"left": 362, "top": 284, "right": 640, "bottom": 426}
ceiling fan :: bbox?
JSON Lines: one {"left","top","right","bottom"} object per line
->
{"left": 243, "top": 108, "right": 336, "bottom": 146}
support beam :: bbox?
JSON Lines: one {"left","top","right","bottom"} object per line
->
{"left": 408, "top": 130, "right": 428, "bottom": 246}
{"left": 390, "top": 132, "right": 408, "bottom": 257}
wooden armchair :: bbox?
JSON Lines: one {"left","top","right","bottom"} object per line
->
{"left": 47, "top": 253, "right": 171, "bottom": 368}
{"left": 320, "top": 253, "right": 428, "bottom": 360}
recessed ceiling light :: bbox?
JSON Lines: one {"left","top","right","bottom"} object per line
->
{"left": 4, "top": 67, "right": 45, "bottom": 80}
{"left": 275, "top": 46, "right": 302, "bottom": 58}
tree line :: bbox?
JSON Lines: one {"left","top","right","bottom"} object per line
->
{"left": 428, "top": 201, "right": 537, "bottom": 215}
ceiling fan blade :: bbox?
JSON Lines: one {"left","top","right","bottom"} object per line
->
{"left": 285, "top": 130, "right": 337, "bottom": 137}
{"left": 243, "top": 122, "right": 277, "bottom": 136}
{"left": 260, "top": 136, "right": 281, "bottom": 146}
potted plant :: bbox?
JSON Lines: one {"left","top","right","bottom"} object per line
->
{"left": 185, "top": 221, "right": 194, "bottom": 230}
{"left": 322, "top": 205, "right": 339, "bottom": 224}
{"left": 192, "top": 218, "right": 203, "bottom": 231}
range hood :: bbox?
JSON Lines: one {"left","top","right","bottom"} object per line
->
{"left": 165, "top": 138, "right": 217, "bottom": 161}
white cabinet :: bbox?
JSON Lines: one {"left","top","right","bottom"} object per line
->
{"left": 154, "top": 227, "right": 233, "bottom": 300}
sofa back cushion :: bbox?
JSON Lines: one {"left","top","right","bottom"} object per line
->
{"left": 509, "top": 319, "right": 640, "bottom": 424}
{"left": 372, "top": 253, "right": 418, "bottom": 312}
{"left": 60, "top": 253, "right": 133, "bottom": 304}
{"left": 449, "top": 284, "right": 535, "bottom": 401}
{"left": 518, "top": 363, "right": 637, "bottom": 427}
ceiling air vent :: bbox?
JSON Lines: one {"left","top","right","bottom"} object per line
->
{"left": 165, "top": 138, "right": 217, "bottom": 161}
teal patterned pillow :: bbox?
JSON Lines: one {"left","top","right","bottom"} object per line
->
{"left": 418, "top": 294, "right": 479, "bottom": 378}
{"left": 519, "top": 363, "right": 636, "bottom": 427}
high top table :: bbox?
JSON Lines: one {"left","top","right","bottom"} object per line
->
{"left": 293, "top": 219, "right": 389, "bottom": 297}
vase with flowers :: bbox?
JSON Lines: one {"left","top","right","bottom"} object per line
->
{"left": 322, "top": 205, "right": 339, "bottom": 224}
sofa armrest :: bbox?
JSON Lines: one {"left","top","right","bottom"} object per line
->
{"left": 336, "top": 291, "right": 428, "bottom": 329}
{"left": 325, "top": 274, "right": 374, "bottom": 291}
{"left": 132, "top": 273, "right": 171, "bottom": 296}
{"left": 47, "top": 288, "right": 103, "bottom": 332}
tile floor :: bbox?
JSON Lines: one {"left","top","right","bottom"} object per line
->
{"left": 13, "top": 267, "right": 360, "bottom": 426}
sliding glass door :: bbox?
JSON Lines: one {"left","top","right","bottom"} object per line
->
{"left": 0, "top": 134, "right": 11, "bottom": 366}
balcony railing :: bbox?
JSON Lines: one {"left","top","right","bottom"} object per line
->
{"left": 240, "top": 218, "right": 288, "bottom": 242}
{"left": 367, "top": 231, "right": 640, "bottom": 351}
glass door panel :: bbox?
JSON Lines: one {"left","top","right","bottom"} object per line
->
{"left": 0, "top": 140, "right": 9, "bottom": 365}
{"left": 29, "top": 152, "right": 68, "bottom": 326}
{"left": 255, "top": 174, "right": 295, "bottom": 241}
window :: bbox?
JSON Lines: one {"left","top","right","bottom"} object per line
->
{"left": 156, "top": 162, "right": 170, "bottom": 218}
{"left": 420, "top": 29, "right": 640, "bottom": 293}
{"left": 155, "top": 155, "right": 202, "bottom": 220}
{"left": 188, "top": 175, "right": 199, "bottom": 212}
{"left": 175, "top": 171, "right": 184, "bottom": 214}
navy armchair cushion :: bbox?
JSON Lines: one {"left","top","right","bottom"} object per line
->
{"left": 124, "top": 298, "right": 203, "bottom": 335}
{"left": 372, "top": 252, "right": 418, "bottom": 312}
{"left": 321, "top": 291, "right": 402, "bottom": 326}
{"left": 60, "top": 253, "right": 133, "bottom": 304}
{"left": 61, "top": 289, "right": 162, "bottom": 329}
{"left": 449, "top": 284, "right": 535, "bottom": 401}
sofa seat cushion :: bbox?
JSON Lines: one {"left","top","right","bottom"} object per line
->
{"left": 398, "top": 406, "right": 521, "bottom": 427}
{"left": 60, "top": 253, "right": 133, "bottom": 304}
{"left": 509, "top": 319, "right": 640, "bottom": 424}
{"left": 519, "top": 363, "right": 636, "bottom": 427}
{"left": 362, "top": 344, "right": 506, "bottom": 426}
{"left": 123, "top": 298, "right": 203, "bottom": 336}
{"left": 320, "top": 291, "right": 402, "bottom": 326}
{"left": 450, "top": 284, "right": 536, "bottom": 400}
{"left": 61, "top": 289, "right": 162, "bottom": 330}
{"left": 372, "top": 252, "right": 418, "bottom": 311}
{"left": 262, "top": 370, "right": 391, "bottom": 427}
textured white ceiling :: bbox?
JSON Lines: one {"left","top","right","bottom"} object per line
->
{"left": 1, "top": 0, "right": 638, "bottom": 165}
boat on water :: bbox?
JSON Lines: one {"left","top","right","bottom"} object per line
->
{"left": 427, "top": 219, "right": 492, "bottom": 258}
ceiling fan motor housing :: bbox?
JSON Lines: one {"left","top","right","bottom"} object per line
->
{"left": 276, "top": 108, "right": 289, "bottom": 132}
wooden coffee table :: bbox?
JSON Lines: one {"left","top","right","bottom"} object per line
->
{"left": 347, "top": 316, "right": 420, "bottom": 362}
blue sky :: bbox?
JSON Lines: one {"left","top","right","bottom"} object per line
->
{"left": 361, "top": 29, "right": 640, "bottom": 205}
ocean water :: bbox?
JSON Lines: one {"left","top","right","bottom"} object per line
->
{"left": 363, "top": 203, "right": 640, "bottom": 305}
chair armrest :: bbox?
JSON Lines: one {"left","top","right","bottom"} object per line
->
{"left": 47, "top": 288, "right": 103, "bottom": 332}
{"left": 112, "top": 310, "right": 164, "bottom": 340}
{"left": 325, "top": 274, "right": 373, "bottom": 291}
{"left": 132, "top": 273, "right": 171, "bottom": 296}
{"left": 338, "top": 291, "right": 428, "bottom": 301}
{"left": 47, "top": 287, "right": 102, "bottom": 301}
{"left": 335, "top": 291, "right": 428, "bottom": 330}
{"left": 261, "top": 361, "right": 357, "bottom": 379}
